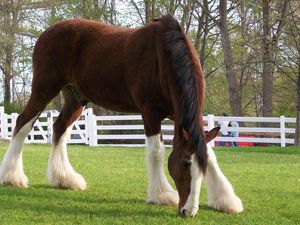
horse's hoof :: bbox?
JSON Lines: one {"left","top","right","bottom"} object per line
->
{"left": 208, "top": 195, "right": 244, "bottom": 214}
{"left": 0, "top": 172, "right": 29, "bottom": 188}
{"left": 48, "top": 171, "right": 87, "bottom": 191}
{"left": 180, "top": 206, "right": 198, "bottom": 218}
{"left": 147, "top": 190, "right": 179, "bottom": 206}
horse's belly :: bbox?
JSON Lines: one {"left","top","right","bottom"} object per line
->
{"left": 92, "top": 97, "right": 139, "bottom": 113}
{"left": 78, "top": 83, "right": 139, "bottom": 113}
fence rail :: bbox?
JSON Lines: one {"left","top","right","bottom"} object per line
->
{"left": 0, "top": 106, "right": 296, "bottom": 147}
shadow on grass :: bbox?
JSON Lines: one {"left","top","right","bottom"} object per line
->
{"left": 0, "top": 185, "right": 176, "bottom": 219}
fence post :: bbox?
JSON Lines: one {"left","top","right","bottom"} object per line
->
{"left": 280, "top": 116, "right": 286, "bottom": 147}
{"left": 84, "top": 109, "right": 89, "bottom": 145}
{"left": 11, "top": 113, "right": 18, "bottom": 130}
{"left": 207, "top": 114, "right": 215, "bottom": 147}
{"left": 0, "top": 106, "right": 5, "bottom": 138}
{"left": 2, "top": 109, "right": 8, "bottom": 139}
{"left": 47, "top": 111, "right": 54, "bottom": 144}
{"left": 86, "top": 108, "right": 97, "bottom": 146}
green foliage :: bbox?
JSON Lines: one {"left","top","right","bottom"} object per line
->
{"left": 0, "top": 102, "right": 23, "bottom": 114}
{"left": 273, "top": 73, "right": 297, "bottom": 117}
{"left": 0, "top": 144, "right": 299, "bottom": 225}
{"left": 204, "top": 72, "right": 232, "bottom": 115}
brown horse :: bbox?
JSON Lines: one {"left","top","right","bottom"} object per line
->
{"left": 0, "top": 15, "right": 243, "bottom": 217}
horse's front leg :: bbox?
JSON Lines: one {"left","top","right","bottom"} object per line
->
{"left": 204, "top": 145, "right": 244, "bottom": 213}
{"left": 145, "top": 134, "right": 179, "bottom": 206}
{"left": 142, "top": 111, "right": 179, "bottom": 207}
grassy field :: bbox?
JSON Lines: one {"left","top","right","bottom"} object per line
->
{"left": 0, "top": 143, "right": 299, "bottom": 225}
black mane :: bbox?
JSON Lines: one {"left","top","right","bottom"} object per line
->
{"left": 163, "top": 15, "right": 207, "bottom": 172}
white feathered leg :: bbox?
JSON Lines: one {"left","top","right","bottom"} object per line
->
{"left": 205, "top": 144, "right": 244, "bottom": 214}
{"left": 0, "top": 118, "right": 36, "bottom": 188}
{"left": 146, "top": 134, "right": 179, "bottom": 206}
{"left": 47, "top": 128, "right": 86, "bottom": 190}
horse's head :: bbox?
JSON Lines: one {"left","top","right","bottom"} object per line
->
{"left": 168, "top": 127, "right": 220, "bottom": 217}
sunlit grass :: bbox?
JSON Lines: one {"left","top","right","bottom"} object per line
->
{"left": 0, "top": 144, "right": 299, "bottom": 225}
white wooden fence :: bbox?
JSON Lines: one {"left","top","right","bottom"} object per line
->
{"left": 0, "top": 106, "right": 296, "bottom": 147}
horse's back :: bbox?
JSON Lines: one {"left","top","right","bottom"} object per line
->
{"left": 33, "top": 19, "right": 133, "bottom": 73}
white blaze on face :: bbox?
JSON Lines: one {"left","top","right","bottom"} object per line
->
{"left": 180, "top": 154, "right": 203, "bottom": 217}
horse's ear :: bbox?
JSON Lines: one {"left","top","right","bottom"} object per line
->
{"left": 182, "top": 128, "right": 190, "bottom": 142}
{"left": 205, "top": 127, "right": 220, "bottom": 143}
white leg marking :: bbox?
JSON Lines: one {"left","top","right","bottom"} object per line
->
{"left": 205, "top": 144, "right": 243, "bottom": 214}
{"left": 0, "top": 117, "right": 36, "bottom": 188}
{"left": 146, "top": 134, "right": 179, "bottom": 206}
{"left": 47, "top": 128, "right": 86, "bottom": 190}
{"left": 181, "top": 154, "right": 202, "bottom": 217}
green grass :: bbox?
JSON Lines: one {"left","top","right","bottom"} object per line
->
{"left": 0, "top": 144, "right": 299, "bottom": 225}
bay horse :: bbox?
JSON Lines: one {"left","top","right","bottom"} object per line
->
{"left": 0, "top": 15, "right": 243, "bottom": 217}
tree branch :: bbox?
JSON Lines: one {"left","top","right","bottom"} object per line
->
{"left": 272, "top": 0, "right": 289, "bottom": 46}
{"left": 0, "top": 65, "right": 6, "bottom": 76}
{"left": 195, "top": 0, "right": 220, "bottom": 25}
{"left": 130, "top": 0, "right": 145, "bottom": 25}
{"left": 204, "top": 65, "right": 223, "bottom": 79}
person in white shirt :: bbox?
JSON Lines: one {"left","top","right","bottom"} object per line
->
{"left": 218, "top": 113, "right": 230, "bottom": 146}
{"left": 229, "top": 121, "right": 239, "bottom": 147}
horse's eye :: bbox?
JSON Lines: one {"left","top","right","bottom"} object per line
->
{"left": 181, "top": 158, "right": 191, "bottom": 168}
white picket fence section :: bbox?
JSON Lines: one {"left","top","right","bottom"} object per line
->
{"left": 0, "top": 106, "right": 296, "bottom": 147}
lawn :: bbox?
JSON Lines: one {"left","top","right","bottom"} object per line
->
{"left": 0, "top": 143, "right": 299, "bottom": 225}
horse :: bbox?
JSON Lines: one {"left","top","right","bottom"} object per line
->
{"left": 0, "top": 14, "right": 243, "bottom": 217}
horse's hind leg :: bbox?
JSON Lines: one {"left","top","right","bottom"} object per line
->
{"left": 47, "top": 88, "right": 86, "bottom": 190}
{"left": 0, "top": 95, "right": 54, "bottom": 187}
{"left": 204, "top": 144, "right": 243, "bottom": 214}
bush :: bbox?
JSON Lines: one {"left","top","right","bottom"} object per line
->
{"left": 0, "top": 102, "right": 23, "bottom": 114}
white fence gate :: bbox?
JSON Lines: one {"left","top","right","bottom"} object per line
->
{"left": 0, "top": 106, "right": 296, "bottom": 147}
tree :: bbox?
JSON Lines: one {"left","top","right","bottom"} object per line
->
{"left": 277, "top": 1, "right": 300, "bottom": 145}
{"left": 0, "top": 1, "right": 23, "bottom": 104}
{"left": 296, "top": 41, "right": 300, "bottom": 145}
{"left": 218, "top": 0, "right": 242, "bottom": 116}
{"left": 261, "top": 0, "right": 289, "bottom": 117}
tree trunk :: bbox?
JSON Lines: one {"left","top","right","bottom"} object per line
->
{"left": 110, "top": 0, "right": 116, "bottom": 25}
{"left": 2, "top": 0, "right": 19, "bottom": 104}
{"left": 4, "top": 72, "right": 11, "bottom": 103}
{"left": 4, "top": 43, "right": 13, "bottom": 103}
{"left": 199, "top": 0, "right": 209, "bottom": 67}
{"left": 262, "top": 0, "right": 273, "bottom": 117}
{"left": 294, "top": 35, "right": 300, "bottom": 146}
{"left": 145, "top": 0, "right": 151, "bottom": 24}
{"left": 295, "top": 76, "right": 300, "bottom": 146}
{"left": 218, "top": 0, "right": 242, "bottom": 116}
